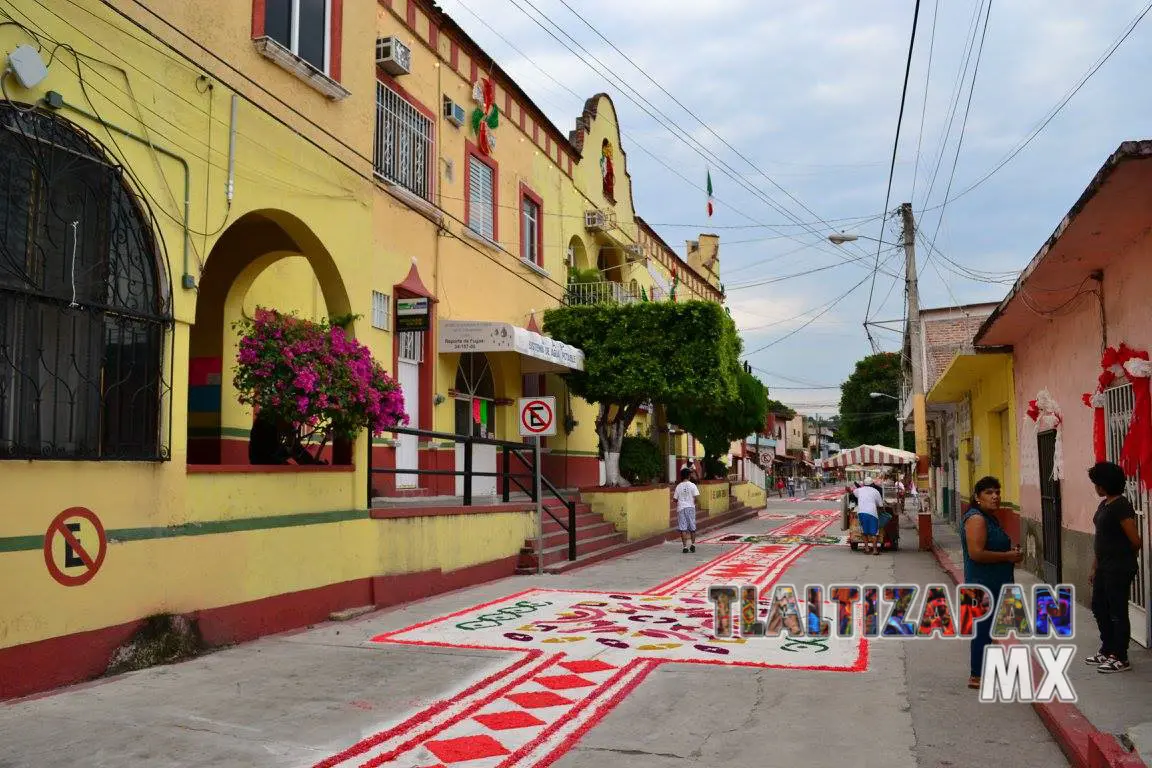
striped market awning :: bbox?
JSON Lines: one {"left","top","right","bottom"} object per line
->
{"left": 818, "top": 444, "right": 917, "bottom": 469}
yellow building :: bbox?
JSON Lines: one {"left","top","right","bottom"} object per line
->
{"left": 0, "top": 0, "right": 731, "bottom": 699}
{"left": 926, "top": 352, "right": 1023, "bottom": 543}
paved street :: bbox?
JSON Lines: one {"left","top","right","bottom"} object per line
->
{"left": 0, "top": 497, "right": 1067, "bottom": 768}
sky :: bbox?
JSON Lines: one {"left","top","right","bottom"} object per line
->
{"left": 438, "top": 0, "right": 1152, "bottom": 416}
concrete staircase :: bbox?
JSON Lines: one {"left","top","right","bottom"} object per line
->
{"left": 516, "top": 487, "right": 760, "bottom": 575}
{"left": 515, "top": 498, "right": 627, "bottom": 574}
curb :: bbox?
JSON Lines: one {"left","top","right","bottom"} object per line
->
{"left": 929, "top": 542, "right": 1145, "bottom": 768}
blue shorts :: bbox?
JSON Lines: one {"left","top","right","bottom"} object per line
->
{"left": 859, "top": 514, "right": 879, "bottom": 536}
{"left": 677, "top": 507, "right": 697, "bottom": 532}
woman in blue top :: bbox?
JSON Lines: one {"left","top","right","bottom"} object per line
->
{"left": 960, "top": 476, "right": 1023, "bottom": 689}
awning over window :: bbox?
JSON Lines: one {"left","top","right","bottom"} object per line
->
{"left": 438, "top": 320, "right": 585, "bottom": 373}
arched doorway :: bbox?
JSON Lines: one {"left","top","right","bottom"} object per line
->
{"left": 187, "top": 210, "right": 352, "bottom": 465}
{"left": 453, "top": 352, "right": 497, "bottom": 496}
{"left": 0, "top": 103, "right": 172, "bottom": 460}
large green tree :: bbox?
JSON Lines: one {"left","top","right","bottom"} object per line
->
{"left": 543, "top": 300, "right": 741, "bottom": 486}
{"left": 666, "top": 370, "right": 769, "bottom": 479}
{"left": 838, "top": 352, "right": 905, "bottom": 448}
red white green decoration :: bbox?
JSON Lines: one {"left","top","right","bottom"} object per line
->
{"left": 471, "top": 77, "right": 499, "bottom": 154}
{"left": 669, "top": 266, "right": 679, "bottom": 302}
{"left": 1083, "top": 343, "right": 1152, "bottom": 490}
{"left": 706, "top": 169, "right": 714, "bottom": 217}
{"left": 1024, "top": 388, "right": 1063, "bottom": 481}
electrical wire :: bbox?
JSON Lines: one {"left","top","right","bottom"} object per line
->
{"left": 909, "top": 0, "right": 940, "bottom": 205}
{"left": 864, "top": 0, "right": 922, "bottom": 344}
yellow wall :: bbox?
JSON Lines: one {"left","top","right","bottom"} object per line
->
{"left": 731, "top": 481, "right": 767, "bottom": 510}
{"left": 951, "top": 359, "right": 1018, "bottom": 508}
{"left": 582, "top": 488, "right": 671, "bottom": 541}
{"left": 701, "top": 481, "right": 732, "bottom": 515}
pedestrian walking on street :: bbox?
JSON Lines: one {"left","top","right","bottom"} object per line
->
{"left": 960, "top": 476, "right": 1023, "bottom": 690}
{"left": 1085, "top": 461, "right": 1144, "bottom": 674}
{"left": 851, "top": 479, "right": 884, "bottom": 556}
{"left": 674, "top": 467, "right": 699, "bottom": 554}
{"left": 776, "top": 478, "right": 785, "bottom": 497}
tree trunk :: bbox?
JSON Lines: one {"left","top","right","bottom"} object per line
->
{"left": 595, "top": 400, "right": 643, "bottom": 486}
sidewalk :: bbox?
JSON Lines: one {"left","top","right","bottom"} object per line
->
{"left": 920, "top": 512, "right": 1152, "bottom": 768}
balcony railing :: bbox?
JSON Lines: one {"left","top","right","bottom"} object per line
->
{"left": 565, "top": 281, "right": 640, "bottom": 306}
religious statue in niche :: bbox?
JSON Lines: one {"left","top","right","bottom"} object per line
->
{"left": 471, "top": 76, "right": 499, "bottom": 155}
{"left": 600, "top": 138, "right": 615, "bottom": 201}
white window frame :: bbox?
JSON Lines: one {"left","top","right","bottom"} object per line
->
{"left": 371, "top": 290, "right": 390, "bottom": 331}
{"left": 270, "top": 0, "right": 332, "bottom": 75}
{"left": 467, "top": 154, "right": 496, "bottom": 241}
{"left": 521, "top": 194, "right": 540, "bottom": 266}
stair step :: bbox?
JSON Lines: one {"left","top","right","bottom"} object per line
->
{"left": 541, "top": 513, "right": 608, "bottom": 533}
{"left": 528, "top": 520, "right": 620, "bottom": 550}
{"left": 518, "top": 531, "right": 628, "bottom": 568}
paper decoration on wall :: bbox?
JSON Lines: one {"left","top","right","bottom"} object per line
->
{"left": 600, "top": 138, "right": 615, "bottom": 201}
{"left": 471, "top": 77, "right": 499, "bottom": 154}
{"left": 1082, "top": 344, "right": 1152, "bottom": 489}
{"left": 1024, "top": 388, "right": 1064, "bottom": 481}
{"left": 1084, "top": 344, "right": 1152, "bottom": 489}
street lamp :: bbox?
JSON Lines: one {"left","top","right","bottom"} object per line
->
{"left": 870, "top": 392, "right": 905, "bottom": 451}
{"left": 828, "top": 233, "right": 858, "bottom": 245}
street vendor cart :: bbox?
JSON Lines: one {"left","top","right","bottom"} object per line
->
{"left": 819, "top": 444, "right": 917, "bottom": 552}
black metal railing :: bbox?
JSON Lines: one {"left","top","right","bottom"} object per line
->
{"left": 368, "top": 426, "right": 577, "bottom": 561}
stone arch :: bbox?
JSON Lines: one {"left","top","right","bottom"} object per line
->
{"left": 187, "top": 210, "right": 353, "bottom": 464}
{"left": 567, "top": 235, "right": 592, "bottom": 273}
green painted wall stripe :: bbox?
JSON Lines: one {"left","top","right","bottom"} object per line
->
{"left": 0, "top": 509, "right": 370, "bottom": 553}
{"left": 0, "top": 535, "right": 43, "bottom": 553}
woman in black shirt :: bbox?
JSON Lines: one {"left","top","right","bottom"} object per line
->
{"left": 1086, "top": 462, "right": 1144, "bottom": 673}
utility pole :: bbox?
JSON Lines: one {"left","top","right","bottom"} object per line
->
{"left": 901, "top": 202, "right": 930, "bottom": 512}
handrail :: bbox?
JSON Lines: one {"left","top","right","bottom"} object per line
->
{"left": 368, "top": 426, "right": 577, "bottom": 561}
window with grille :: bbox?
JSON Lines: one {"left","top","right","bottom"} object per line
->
{"left": 373, "top": 82, "right": 433, "bottom": 201}
{"left": 398, "top": 331, "right": 423, "bottom": 363}
{"left": 1104, "top": 380, "right": 1148, "bottom": 611}
{"left": 264, "top": 0, "right": 332, "bottom": 74}
{"left": 0, "top": 104, "right": 171, "bottom": 460}
{"left": 521, "top": 194, "right": 540, "bottom": 265}
{"left": 468, "top": 154, "right": 496, "bottom": 241}
{"left": 371, "top": 291, "right": 390, "bottom": 330}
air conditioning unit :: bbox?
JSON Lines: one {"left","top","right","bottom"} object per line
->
{"left": 443, "top": 96, "right": 465, "bottom": 127}
{"left": 624, "top": 244, "right": 644, "bottom": 262}
{"left": 376, "top": 36, "right": 411, "bottom": 76}
{"left": 585, "top": 209, "right": 608, "bottom": 231}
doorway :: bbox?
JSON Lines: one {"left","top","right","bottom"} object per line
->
{"left": 1037, "top": 429, "right": 1063, "bottom": 584}
{"left": 454, "top": 352, "right": 497, "bottom": 497}
{"left": 395, "top": 331, "right": 422, "bottom": 488}
{"left": 1105, "top": 382, "right": 1150, "bottom": 647}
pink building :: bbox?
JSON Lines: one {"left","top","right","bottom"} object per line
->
{"left": 975, "top": 140, "right": 1152, "bottom": 647}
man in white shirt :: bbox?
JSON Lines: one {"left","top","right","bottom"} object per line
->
{"left": 674, "top": 467, "right": 700, "bottom": 553}
{"left": 852, "top": 479, "right": 885, "bottom": 555}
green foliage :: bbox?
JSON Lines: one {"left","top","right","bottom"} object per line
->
{"left": 766, "top": 398, "right": 796, "bottom": 420}
{"left": 666, "top": 370, "right": 768, "bottom": 478}
{"left": 543, "top": 301, "right": 741, "bottom": 409}
{"left": 567, "top": 266, "right": 602, "bottom": 284}
{"left": 838, "top": 352, "right": 902, "bottom": 448}
{"left": 619, "top": 435, "right": 663, "bottom": 485}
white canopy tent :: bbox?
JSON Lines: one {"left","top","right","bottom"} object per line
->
{"left": 818, "top": 444, "right": 917, "bottom": 469}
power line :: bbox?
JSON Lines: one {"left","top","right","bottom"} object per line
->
{"left": 549, "top": 0, "right": 880, "bottom": 263}
{"left": 918, "top": 0, "right": 1152, "bottom": 214}
{"left": 864, "top": 0, "right": 922, "bottom": 348}
{"left": 909, "top": 0, "right": 939, "bottom": 204}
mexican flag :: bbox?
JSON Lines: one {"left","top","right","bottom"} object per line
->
{"left": 706, "top": 169, "right": 714, "bottom": 217}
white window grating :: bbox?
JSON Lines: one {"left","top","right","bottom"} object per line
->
{"left": 374, "top": 82, "right": 433, "bottom": 201}
{"left": 398, "top": 331, "right": 424, "bottom": 363}
{"left": 1105, "top": 381, "right": 1148, "bottom": 612}
{"left": 468, "top": 155, "right": 495, "bottom": 240}
{"left": 371, "top": 291, "right": 390, "bottom": 330}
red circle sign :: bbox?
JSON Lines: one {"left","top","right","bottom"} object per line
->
{"left": 43, "top": 507, "right": 107, "bottom": 586}
{"left": 521, "top": 399, "right": 554, "bottom": 434}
